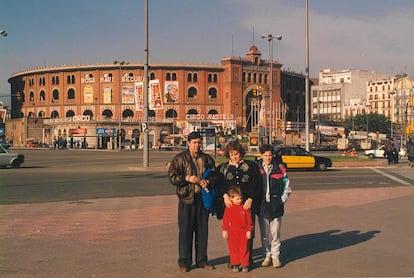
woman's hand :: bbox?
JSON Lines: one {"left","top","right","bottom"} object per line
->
{"left": 223, "top": 193, "right": 232, "bottom": 208}
{"left": 222, "top": 230, "right": 228, "bottom": 240}
{"left": 243, "top": 198, "right": 252, "bottom": 210}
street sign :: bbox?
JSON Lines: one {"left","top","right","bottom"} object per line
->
{"left": 141, "top": 122, "right": 148, "bottom": 132}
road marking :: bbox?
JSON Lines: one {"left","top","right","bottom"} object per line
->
{"left": 371, "top": 168, "right": 411, "bottom": 185}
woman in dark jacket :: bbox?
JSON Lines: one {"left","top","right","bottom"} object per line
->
{"left": 216, "top": 140, "right": 263, "bottom": 267}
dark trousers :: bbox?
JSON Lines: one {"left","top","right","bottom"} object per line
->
{"left": 178, "top": 194, "right": 209, "bottom": 268}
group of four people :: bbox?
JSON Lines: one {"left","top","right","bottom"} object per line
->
{"left": 168, "top": 132, "right": 292, "bottom": 273}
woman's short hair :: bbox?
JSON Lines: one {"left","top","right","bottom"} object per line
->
{"left": 224, "top": 140, "right": 246, "bottom": 158}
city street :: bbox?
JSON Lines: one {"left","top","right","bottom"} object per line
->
{"left": 1, "top": 149, "right": 414, "bottom": 277}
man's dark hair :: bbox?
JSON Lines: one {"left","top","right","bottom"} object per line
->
{"left": 188, "top": 131, "right": 202, "bottom": 142}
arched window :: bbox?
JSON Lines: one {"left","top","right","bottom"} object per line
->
{"left": 172, "top": 73, "right": 177, "bottom": 80}
{"left": 39, "top": 90, "right": 45, "bottom": 101}
{"left": 29, "top": 91, "right": 35, "bottom": 102}
{"left": 102, "top": 109, "right": 113, "bottom": 118}
{"left": 193, "top": 73, "right": 198, "bottom": 82}
{"left": 213, "top": 74, "right": 218, "bottom": 83}
{"left": 208, "top": 74, "right": 212, "bottom": 82}
{"left": 66, "top": 110, "right": 75, "bottom": 117}
{"left": 187, "top": 109, "right": 198, "bottom": 115}
{"left": 83, "top": 110, "right": 94, "bottom": 119}
{"left": 166, "top": 72, "right": 171, "bottom": 81}
{"left": 123, "top": 109, "right": 134, "bottom": 118}
{"left": 67, "top": 88, "right": 75, "bottom": 99}
{"left": 148, "top": 110, "right": 156, "bottom": 117}
{"left": 166, "top": 109, "right": 177, "bottom": 118}
{"left": 248, "top": 73, "right": 251, "bottom": 83}
{"left": 208, "top": 109, "right": 218, "bottom": 114}
{"left": 188, "top": 87, "right": 197, "bottom": 99}
{"left": 208, "top": 87, "right": 217, "bottom": 99}
{"left": 150, "top": 72, "right": 155, "bottom": 80}
{"left": 52, "top": 89, "right": 59, "bottom": 100}
{"left": 187, "top": 73, "right": 192, "bottom": 82}
{"left": 51, "top": 111, "right": 59, "bottom": 118}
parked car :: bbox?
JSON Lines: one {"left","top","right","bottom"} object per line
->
{"left": 0, "top": 140, "right": 11, "bottom": 149}
{"left": 0, "top": 144, "right": 24, "bottom": 168}
{"left": 365, "top": 145, "right": 406, "bottom": 159}
{"left": 256, "top": 146, "right": 332, "bottom": 171}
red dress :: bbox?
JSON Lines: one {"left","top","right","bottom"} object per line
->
{"left": 222, "top": 204, "right": 253, "bottom": 267}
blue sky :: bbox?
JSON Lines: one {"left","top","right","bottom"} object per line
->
{"left": 1, "top": 0, "right": 413, "bottom": 105}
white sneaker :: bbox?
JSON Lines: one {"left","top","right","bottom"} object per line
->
{"left": 261, "top": 257, "right": 271, "bottom": 267}
{"left": 272, "top": 257, "right": 281, "bottom": 268}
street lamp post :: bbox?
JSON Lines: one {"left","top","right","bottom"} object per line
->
{"left": 261, "top": 34, "right": 282, "bottom": 145}
{"left": 232, "top": 100, "right": 238, "bottom": 139}
{"left": 113, "top": 60, "right": 129, "bottom": 150}
{"left": 390, "top": 91, "right": 396, "bottom": 139}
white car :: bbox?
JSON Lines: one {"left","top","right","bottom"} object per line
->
{"left": 0, "top": 145, "right": 25, "bottom": 168}
{"left": 365, "top": 145, "right": 405, "bottom": 159}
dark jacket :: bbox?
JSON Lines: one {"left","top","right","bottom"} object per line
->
{"left": 216, "top": 160, "right": 263, "bottom": 219}
{"left": 168, "top": 150, "right": 217, "bottom": 204}
{"left": 256, "top": 158, "right": 291, "bottom": 219}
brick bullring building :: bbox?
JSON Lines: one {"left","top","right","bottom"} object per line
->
{"left": 7, "top": 45, "right": 306, "bottom": 149}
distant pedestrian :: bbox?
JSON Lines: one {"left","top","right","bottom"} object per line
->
{"left": 384, "top": 140, "right": 394, "bottom": 165}
{"left": 407, "top": 138, "right": 414, "bottom": 167}
{"left": 392, "top": 137, "right": 400, "bottom": 164}
{"left": 221, "top": 186, "right": 253, "bottom": 273}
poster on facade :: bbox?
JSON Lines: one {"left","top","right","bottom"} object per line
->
{"left": 103, "top": 87, "right": 112, "bottom": 104}
{"left": 149, "top": 79, "right": 163, "bottom": 110}
{"left": 122, "top": 85, "right": 135, "bottom": 104}
{"left": 134, "top": 82, "right": 144, "bottom": 111}
{"left": 83, "top": 86, "right": 94, "bottom": 104}
{"left": 164, "top": 81, "right": 179, "bottom": 103}
{"left": 0, "top": 109, "right": 6, "bottom": 123}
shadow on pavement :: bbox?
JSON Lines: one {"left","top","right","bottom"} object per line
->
{"left": 282, "top": 229, "right": 381, "bottom": 264}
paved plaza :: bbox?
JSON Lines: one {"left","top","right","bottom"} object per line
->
{"left": 1, "top": 157, "right": 414, "bottom": 277}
